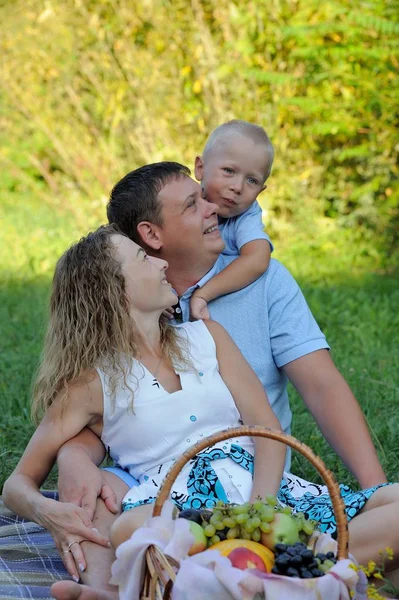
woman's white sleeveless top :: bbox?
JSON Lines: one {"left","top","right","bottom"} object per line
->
{"left": 96, "top": 320, "right": 254, "bottom": 506}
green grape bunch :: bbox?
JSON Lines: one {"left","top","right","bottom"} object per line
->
{"left": 179, "top": 496, "right": 318, "bottom": 548}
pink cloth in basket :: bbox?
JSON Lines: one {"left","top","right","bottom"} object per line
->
{"left": 110, "top": 501, "right": 362, "bottom": 600}
{"left": 110, "top": 501, "right": 193, "bottom": 599}
{"left": 174, "top": 553, "right": 359, "bottom": 600}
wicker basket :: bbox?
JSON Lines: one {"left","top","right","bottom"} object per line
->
{"left": 140, "top": 426, "right": 350, "bottom": 600}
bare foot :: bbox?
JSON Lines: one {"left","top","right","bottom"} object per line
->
{"left": 51, "top": 581, "right": 118, "bottom": 600}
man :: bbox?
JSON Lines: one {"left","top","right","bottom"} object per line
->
{"left": 52, "top": 162, "right": 386, "bottom": 600}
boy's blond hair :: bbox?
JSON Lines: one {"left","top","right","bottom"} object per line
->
{"left": 202, "top": 119, "right": 274, "bottom": 179}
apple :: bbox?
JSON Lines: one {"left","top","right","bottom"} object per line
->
{"left": 261, "top": 513, "right": 299, "bottom": 550}
{"left": 208, "top": 539, "right": 274, "bottom": 572}
{"left": 228, "top": 547, "right": 267, "bottom": 572}
{"left": 187, "top": 520, "right": 207, "bottom": 555}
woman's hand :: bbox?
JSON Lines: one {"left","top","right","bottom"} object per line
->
{"left": 38, "top": 496, "right": 111, "bottom": 582}
{"left": 2, "top": 377, "right": 114, "bottom": 582}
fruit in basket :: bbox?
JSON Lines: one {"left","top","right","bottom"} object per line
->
{"left": 187, "top": 521, "right": 207, "bottom": 555}
{"left": 261, "top": 513, "right": 300, "bottom": 550}
{"left": 228, "top": 547, "right": 268, "bottom": 572}
{"left": 197, "top": 500, "right": 319, "bottom": 550}
{"left": 199, "top": 501, "right": 278, "bottom": 543}
{"left": 270, "top": 542, "right": 337, "bottom": 578}
{"left": 264, "top": 494, "right": 278, "bottom": 507}
{"left": 178, "top": 510, "right": 208, "bottom": 554}
{"left": 208, "top": 539, "right": 274, "bottom": 572}
{"left": 178, "top": 508, "right": 203, "bottom": 525}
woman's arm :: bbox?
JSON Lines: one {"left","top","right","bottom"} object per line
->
{"left": 2, "top": 371, "right": 110, "bottom": 579}
{"left": 204, "top": 320, "right": 285, "bottom": 501}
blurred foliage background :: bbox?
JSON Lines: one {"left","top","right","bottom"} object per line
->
{"left": 1, "top": 0, "right": 398, "bottom": 488}
{"left": 1, "top": 0, "right": 398, "bottom": 253}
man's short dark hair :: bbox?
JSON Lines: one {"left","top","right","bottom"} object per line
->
{"left": 107, "top": 162, "right": 191, "bottom": 244}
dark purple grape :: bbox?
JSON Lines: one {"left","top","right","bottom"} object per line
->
{"left": 300, "top": 549, "right": 315, "bottom": 564}
{"left": 316, "top": 553, "right": 327, "bottom": 562}
{"left": 300, "top": 568, "right": 313, "bottom": 579}
{"left": 217, "top": 527, "right": 229, "bottom": 541}
{"left": 274, "top": 543, "right": 288, "bottom": 554}
{"left": 291, "top": 555, "right": 303, "bottom": 567}
{"left": 275, "top": 554, "right": 290, "bottom": 564}
{"left": 199, "top": 509, "right": 213, "bottom": 522}
{"left": 271, "top": 566, "right": 281, "bottom": 575}
{"left": 308, "top": 560, "right": 318, "bottom": 570}
{"left": 275, "top": 557, "right": 290, "bottom": 571}
{"left": 294, "top": 542, "right": 307, "bottom": 549}
{"left": 178, "top": 509, "right": 202, "bottom": 525}
{"left": 286, "top": 567, "right": 300, "bottom": 578}
{"left": 326, "top": 552, "right": 336, "bottom": 561}
{"left": 287, "top": 547, "right": 298, "bottom": 556}
{"left": 277, "top": 552, "right": 291, "bottom": 562}
{"left": 311, "top": 568, "right": 324, "bottom": 578}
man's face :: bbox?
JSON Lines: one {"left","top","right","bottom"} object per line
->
{"left": 157, "top": 176, "right": 224, "bottom": 266}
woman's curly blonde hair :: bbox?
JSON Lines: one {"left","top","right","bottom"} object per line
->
{"left": 31, "top": 224, "right": 190, "bottom": 422}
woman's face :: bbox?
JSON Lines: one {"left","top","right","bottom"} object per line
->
{"left": 111, "top": 234, "right": 177, "bottom": 314}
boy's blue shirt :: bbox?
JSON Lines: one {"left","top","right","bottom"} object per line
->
{"left": 219, "top": 200, "right": 273, "bottom": 255}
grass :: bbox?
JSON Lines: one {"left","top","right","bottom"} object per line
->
{"left": 287, "top": 268, "right": 399, "bottom": 487}
{"left": 0, "top": 193, "right": 398, "bottom": 492}
{"left": 272, "top": 226, "right": 399, "bottom": 487}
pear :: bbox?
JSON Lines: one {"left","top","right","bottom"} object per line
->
{"left": 261, "top": 513, "right": 299, "bottom": 550}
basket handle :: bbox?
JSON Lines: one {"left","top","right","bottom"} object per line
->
{"left": 151, "top": 426, "right": 349, "bottom": 560}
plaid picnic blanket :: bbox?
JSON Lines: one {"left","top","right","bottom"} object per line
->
{"left": 0, "top": 492, "right": 71, "bottom": 599}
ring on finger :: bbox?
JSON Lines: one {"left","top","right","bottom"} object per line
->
{"left": 68, "top": 541, "right": 81, "bottom": 550}
{"left": 63, "top": 549, "right": 71, "bottom": 554}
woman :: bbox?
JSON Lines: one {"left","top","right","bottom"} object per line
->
{"left": 3, "top": 225, "right": 399, "bottom": 600}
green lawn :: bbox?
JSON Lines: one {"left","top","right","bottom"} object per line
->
{"left": 1, "top": 194, "right": 398, "bottom": 491}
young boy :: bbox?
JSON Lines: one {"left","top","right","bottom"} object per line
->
{"left": 190, "top": 119, "right": 274, "bottom": 320}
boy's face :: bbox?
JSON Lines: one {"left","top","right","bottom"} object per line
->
{"left": 194, "top": 134, "right": 272, "bottom": 218}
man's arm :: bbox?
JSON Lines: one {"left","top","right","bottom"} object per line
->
{"left": 283, "top": 349, "right": 387, "bottom": 488}
{"left": 266, "top": 260, "right": 386, "bottom": 488}
{"left": 57, "top": 428, "right": 119, "bottom": 519}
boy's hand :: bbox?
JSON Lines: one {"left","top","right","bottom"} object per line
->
{"left": 162, "top": 306, "right": 175, "bottom": 320}
{"left": 190, "top": 295, "right": 210, "bottom": 320}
